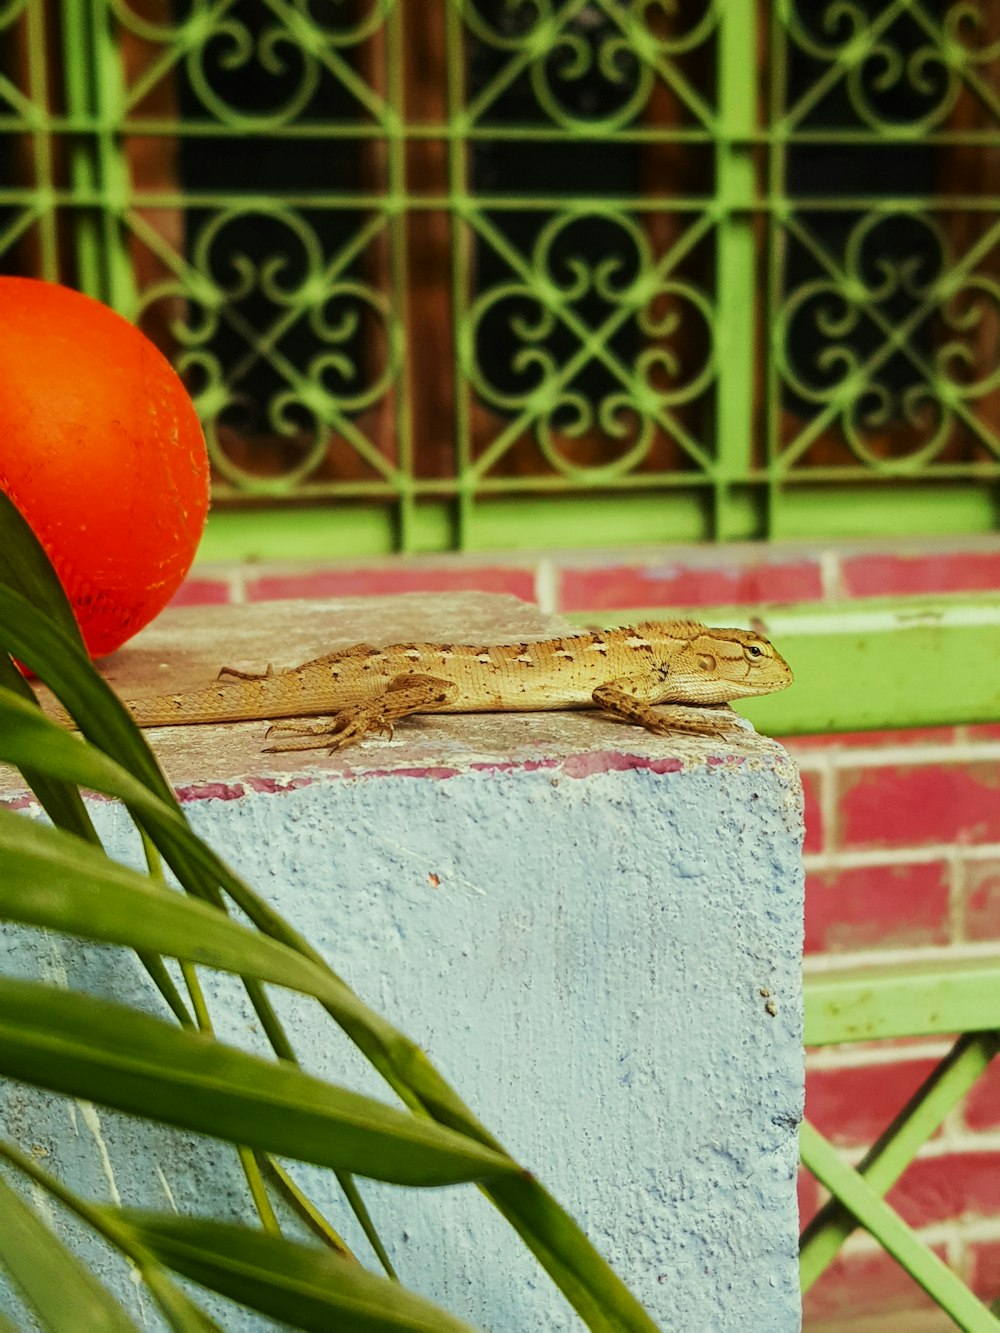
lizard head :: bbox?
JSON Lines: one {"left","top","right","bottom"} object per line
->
{"left": 637, "top": 622, "right": 794, "bottom": 703}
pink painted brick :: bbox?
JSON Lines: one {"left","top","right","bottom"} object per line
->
{"left": 802, "top": 1243, "right": 943, "bottom": 1323}
{"left": 784, "top": 725, "right": 959, "bottom": 750}
{"left": 842, "top": 549, "right": 1000, "bottom": 597}
{"left": 962, "top": 1052, "right": 1000, "bottom": 1132}
{"left": 557, "top": 559, "right": 823, "bottom": 613}
{"left": 797, "top": 1167, "right": 819, "bottom": 1230}
{"left": 964, "top": 857, "right": 1000, "bottom": 943}
{"left": 246, "top": 567, "right": 537, "bottom": 603}
{"left": 800, "top": 769, "right": 824, "bottom": 855}
{"left": 805, "top": 1058, "right": 940, "bottom": 1146}
{"left": 968, "top": 1238, "right": 1000, "bottom": 1304}
{"left": 805, "top": 861, "right": 951, "bottom": 954}
{"left": 887, "top": 1151, "right": 1000, "bottom": 1228}
{"left": 838, "top": 763, "right": 1000, "bottom": 849}
{"left": 168, "top": 578, "right": 232, "bottom": 607}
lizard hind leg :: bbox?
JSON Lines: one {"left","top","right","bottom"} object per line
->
{"left": 264, "top": 674, "right": 460, "bottom": 753}
{"left": 217, "top": 664, "right": 274, "bottom": 682}
{"left": 218, "top": 644, "right": 384, "bottom": 684}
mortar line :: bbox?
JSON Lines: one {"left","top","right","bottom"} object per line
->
{"left": 804, "top": 843, "right": 1000, "bottom": 872}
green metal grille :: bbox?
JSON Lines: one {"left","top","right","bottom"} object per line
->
{"left": 2, "top": 2, "right": 999, "bottom": 553}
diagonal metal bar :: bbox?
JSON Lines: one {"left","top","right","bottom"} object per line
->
{"left": 776, "top": 0, "right": 912, "bottom": 135}
{"left": 800, "top": 1120, "right": 1000, "bottom": 1329}
{"left": 801, "top": 1031, "right": 1000, "bottom": 1289}
{"left": 907, "top": 3, "right": 1000, "bottom": 124}
{"left": 593, "top": 0, "right": 716, "bottom": 130}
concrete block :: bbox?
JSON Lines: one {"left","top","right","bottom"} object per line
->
{"left": 0, "top": 594, "right": 805, "bottom": 1330}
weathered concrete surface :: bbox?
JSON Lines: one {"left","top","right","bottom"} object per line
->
{"left": 1, "top": 595, "right": 805, "bottom": 1331}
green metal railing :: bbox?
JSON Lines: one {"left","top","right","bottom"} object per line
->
{"left": 1, "top": 2, "right": 998, "bottom": 554}
{"left": 802, "top": 962, "right": 1000, "bottom": 1329}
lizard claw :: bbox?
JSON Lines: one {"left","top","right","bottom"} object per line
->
{"left": 263, "top": 708, "right": 395, "bottom": 753}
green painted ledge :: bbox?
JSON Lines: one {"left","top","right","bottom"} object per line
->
{"left": 574, "top": 595, "right": 1000, "bottom": 735}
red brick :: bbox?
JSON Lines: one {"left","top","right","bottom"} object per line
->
{"left": 800, "top": 769, "right": 824, "bottom": 855}
{"left": 802, "top": 1243, "right": 943, "bottom": 1322}
{"left": 968, "top": 1238, "right": 1000, "bottom": 1304}
{"left": 558, "top": 559, "right": 822, "bottom": 613}
{"left": 961, "top": 1052, "right": 1000, "bottom": 1132}
{"left": 839, "top": 763, "right": 1000, "bottom": 848}
{"left": 842, "top": 549, "right": 1000, "bottom": 598}
{"left": 246, "top": 567, "right": 537, "bottom": 603}
{"left": 805, "top": 861, "right": 951, "bottom": 954}
{"left": 805, "top": 1058, "right": 940, "bottom": 1146}
{"left": 887, "top": 1150, "right": 1000, "bottom": 1228}
{"left": 963, "top": 858, "right": 1000, "bottom": 942}
{"left": 798, "top": 1166, "right": 820, "bottom": 1229}
{"left": 784, "top": 725, "right": 958, "bottom": 750}
{"left": 967, "top": 723, "right": 1000, "bottom": 742}
{"left": 168, "top": 578, "right": 232, "bottom": 607}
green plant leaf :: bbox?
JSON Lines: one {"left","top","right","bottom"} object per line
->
{"left": 0, "top": 694, "right": 661, "bottom": 1329}
{"left": 0, "top": 1170, "right": 139, "bottom": 1332}
{"left": 0, "top": 546, "right": 660, "bottom": 1330}
{"left": 119, "top": 1214, "right": 478, "bottom": 1333}
{"left": 0, "top": 692, "right": 461, "bottom": 1106}
{"left": 0, "top": 1141, "right": 223, "bottom": 1333}
{"left": 0, "top": 805, "right": 353, "bottom": 1005}
{"left": 0, "top": 584, "right": 173, "bottom": 806}
{"left": 0, "top": 491, "right": 83, "bottom": 646}
{"left": 0, "top": 978, "right": 515, "bottom": 1188}
{"left": 0, "top": 643, "right": 97, "bottom": 843}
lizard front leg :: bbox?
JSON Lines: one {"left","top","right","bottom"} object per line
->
{"left": 593, "top": 670, "right": 740, "bottom": 739}
{"left": 264, "top": 674, "right": 460, "bottom": 753}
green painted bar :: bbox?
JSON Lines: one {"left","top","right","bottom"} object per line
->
{"left": 770, "top": 484, "right": 1000, "bottom": 540}
{"left": 714, "top": 0, "right": 758, "bottom": 540}
{"left": 585, "top": 597, "right": 1000, "bottom": 733}
{"left": 194, "top": 481, "right": 998, "bottom": 554}
{"left": 800, "top": 1033, "right": 1000, "bottom": 1289}
{"left": 59, "top": 0, "right": 103, "bottom": 301}
{"left": 803, "top": 955, "right": 1000, "bottom": 1046}
{"left": 197, "top": 495, "right": 716, "bottom": 563}
{"left": 800, "top": 1123, "right": 1000, "bottom": 1328}
{"left": 199, "top": 506, "right": 399, "bottom": 563}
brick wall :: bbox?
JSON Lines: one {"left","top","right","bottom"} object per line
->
{"left": 175, "top": 538, "right": 1000, "bottom": 1328}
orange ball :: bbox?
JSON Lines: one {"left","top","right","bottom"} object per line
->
{"left": 0, "top": 277, "right": 209, "bottom": 658}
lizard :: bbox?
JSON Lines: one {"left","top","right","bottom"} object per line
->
{"left": 86, "top": 620, "right": 793, "bottom": 753}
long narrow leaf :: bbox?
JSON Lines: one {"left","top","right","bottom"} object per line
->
{"left": 0, "top": 492, "right": 83, "bottom": 645}
{"left": 119, "top": 1214, "right": 477, "bottom": 1333}
{"left": 0, "top": 584, "right": 173, "bottom": 804}
{"left": 0, "top": 691, "right": 502, "bottom": 1130}
{"left": 0, "top": 1170, "right": 139, "bottom": 1332}
{"left": 0, "top": 1142, "right": 222, "bottom": 1333}
{"left": 0, "top": 496, "right": 101, "bottom": 833}
{"left": 0, "top": 566, "right": 660, "bottom": 1328}
{"left": 0, "top": 806, "right": 355, "bottom": 1005}
{"left": 0, "top": 694, "right": 660, "bottom": 1328}
{"left": 0, "top": 649, "right": 97, "bottom": 843}
{"left": 0, "top": 592, "right": 268, "bottom": 925}
{"left": 0, "top": 979, "right": 514, "bottom": 1188}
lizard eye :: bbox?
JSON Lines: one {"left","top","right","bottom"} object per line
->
{"left": 746, "top": 643, "right": 764, "bottom": 659}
